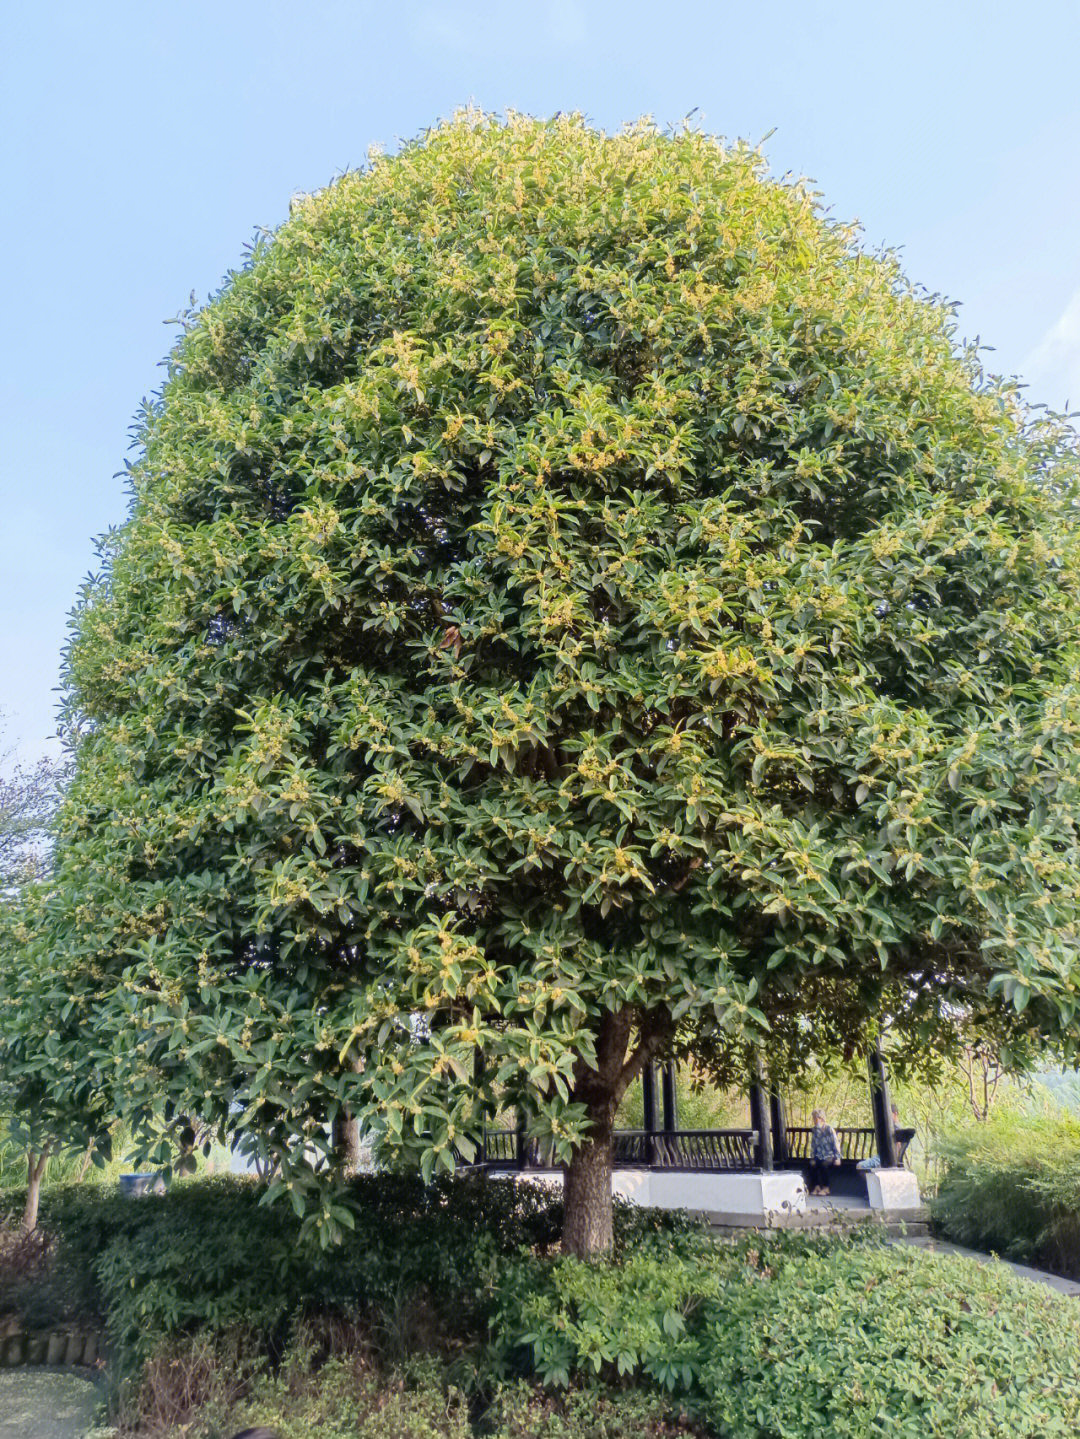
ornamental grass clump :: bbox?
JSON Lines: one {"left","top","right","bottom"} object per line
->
{"left": 17, "top": 110, "right": 1080, "bottom": 1257}
{"left": 934, "top": 1106, "right": 1080, "bottom": 1277}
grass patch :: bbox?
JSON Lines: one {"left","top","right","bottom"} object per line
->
{"left": 0, "top": 1370, "right": 100, "bottom": 1439}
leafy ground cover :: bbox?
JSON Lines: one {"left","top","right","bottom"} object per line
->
{"left": 4, "top": 1176, "right": 1080, "bottom": 1436}
{"left": 934, "top": 1107, "right": 1080, "bottom": 1278}
{"left": 493, "top": 1235, "right": 1080, "bottom": 1438}
{"left": 155, "top": 1352, "right": 702, "bottom": 1439}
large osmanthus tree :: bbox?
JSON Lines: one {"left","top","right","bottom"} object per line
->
{"left": 34, "top": 113, "right": 1080, "bottom": 1254}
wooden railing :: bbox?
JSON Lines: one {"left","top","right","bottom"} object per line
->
{"left": 476, "top": 1127, "right": 759, "bottom": 1172}
{"left": 469, "top": 1124, "right": 913, "bottom": 1172}
{"left": 784, "top": 1126, "right": 878, "bottom": 1162}
{"left": 613, "top": 1129, "right": 759, "bottom": 1170}
{"left": 480, "top": 1128, "right": 519, "bottom": 1166}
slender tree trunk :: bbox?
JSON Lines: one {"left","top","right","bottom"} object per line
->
{"left": 22, "top": 1148, "right": 49, "bottom": 1234}
{"left": 332, "top": 1053, "right": 364, "bottom": 1173}
{"left": 76, "top": 1139, "right": 94, "bottom": 1184}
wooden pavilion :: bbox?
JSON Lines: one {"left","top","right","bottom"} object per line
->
{"left": 471, "top": 1046, "right": 921, "bottom": 1220}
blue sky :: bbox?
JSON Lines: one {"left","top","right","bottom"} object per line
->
{"left": 2, "top": 0, "right": 1079, "bottom": 765}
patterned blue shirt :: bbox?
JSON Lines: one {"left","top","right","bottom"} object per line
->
{"left": 810, "top": 1124, "right": 841, "bottom": 1162}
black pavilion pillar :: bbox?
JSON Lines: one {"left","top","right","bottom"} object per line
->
{"left": 641, "top": 1062, "right": 657, "bottom": 1165}
{"left": 868, "top": 1042, "right": 898, "bottom": 1168}
{"left": 770, "top": 1091, "right": 790, "bottom": 1165}
{"left": 473, "top": 1046, "right": 486, "bottom": 1164}
{"left": 515, "top": 1109, "right": 528, "bottom": 1170}
{"left": 661, "top": 1062, "right": 679, "bottom": 1133}
{"left": 748, "top": 1054, "right": 773, "bottom": 1171}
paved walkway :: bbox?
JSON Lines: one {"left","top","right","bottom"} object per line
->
{"left": 895, "top": 1233, "right": 1080, "bottom": 1297}
{"left": 0, "top": 1371, "right": 100, "bottom": 1439}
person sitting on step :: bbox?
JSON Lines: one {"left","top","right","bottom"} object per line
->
{"left": 806, "top": 1108, "right": 842, "bottom": 1196}
{"left": 857, "top": 1102, "right": 905, "bottom": 1172}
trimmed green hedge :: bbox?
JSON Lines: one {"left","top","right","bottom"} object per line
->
{"left": 1, "top": 1175, "right": 564, "bottom": 1384}
{"left": 933, "top": 1109, "right": 1080, "bottom": 1278}
{"left": 493, "top": 1233, "right": 1080, "bottom": 1437}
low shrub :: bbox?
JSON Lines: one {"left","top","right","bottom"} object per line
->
{"left": 182, "top": 1347, "right": 700, "bottom": 1439}
{"left": 0, "top": 1174, "right": 570, "bottom": 1390}
{"left": 485, "top": 1384, "right": 702, "bottom": 1439}
{"left": 11, "top": 1172, "right": 1080, "bottom": 1436}
{"left": 933, "top": 1108, "right": 1080, "bottom": 1277}
{"left": 0, "top": 1215, "right": 97, "bottom": 1330}
{"left": 492, "top": 1230, "right": 1080, "bottom": 1437}
{"left": 2, "top": 1174, "right": 701, "bottom": 1407}
{"left": 693, "top": 1242, "right": 1080, "bottom": 1438}
{"left": 489, "top": 1226, "right": 727, "bottom": 1388}
{"left": 127, "top": 1327, "right": 266, "bottom": 1434}
{"left": 0, "top": 1220, "right": 53, "bottom": 1286}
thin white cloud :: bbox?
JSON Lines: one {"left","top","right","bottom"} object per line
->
{"left": 1024, "top": 286, "right": 1080, "bottom": 412}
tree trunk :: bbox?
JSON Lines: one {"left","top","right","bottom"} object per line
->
{"left": 561, "top": 1009, "right": 637, "bottom": 1259}
{"left": 22, "top": 1149, "right": 49, "bottom": 1234}
{"left": 560, "top": 1009, "right": 672, "bottom": 1258}
{"left": 563, "top": 1127, "right": 614, "bottom": 1258}
{"left": 332, "top": 1053, "right": 364, "bottom": 1173}
{"left": 331, "top": 1113, "right": 362, "bottom": 1172}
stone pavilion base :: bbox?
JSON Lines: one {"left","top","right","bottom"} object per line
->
{"left": 500, "top": 1164, "right": 923, "bottom": 1231}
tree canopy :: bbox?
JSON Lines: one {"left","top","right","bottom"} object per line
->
{"left": 0, "top": 737, "right": 64, "bottom": 891}
{"left": 27, "top": 112, "right": 1080, "bottom": 1251}
{"left": 0, "top": 742, "right": 96, "bottom": 1228}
